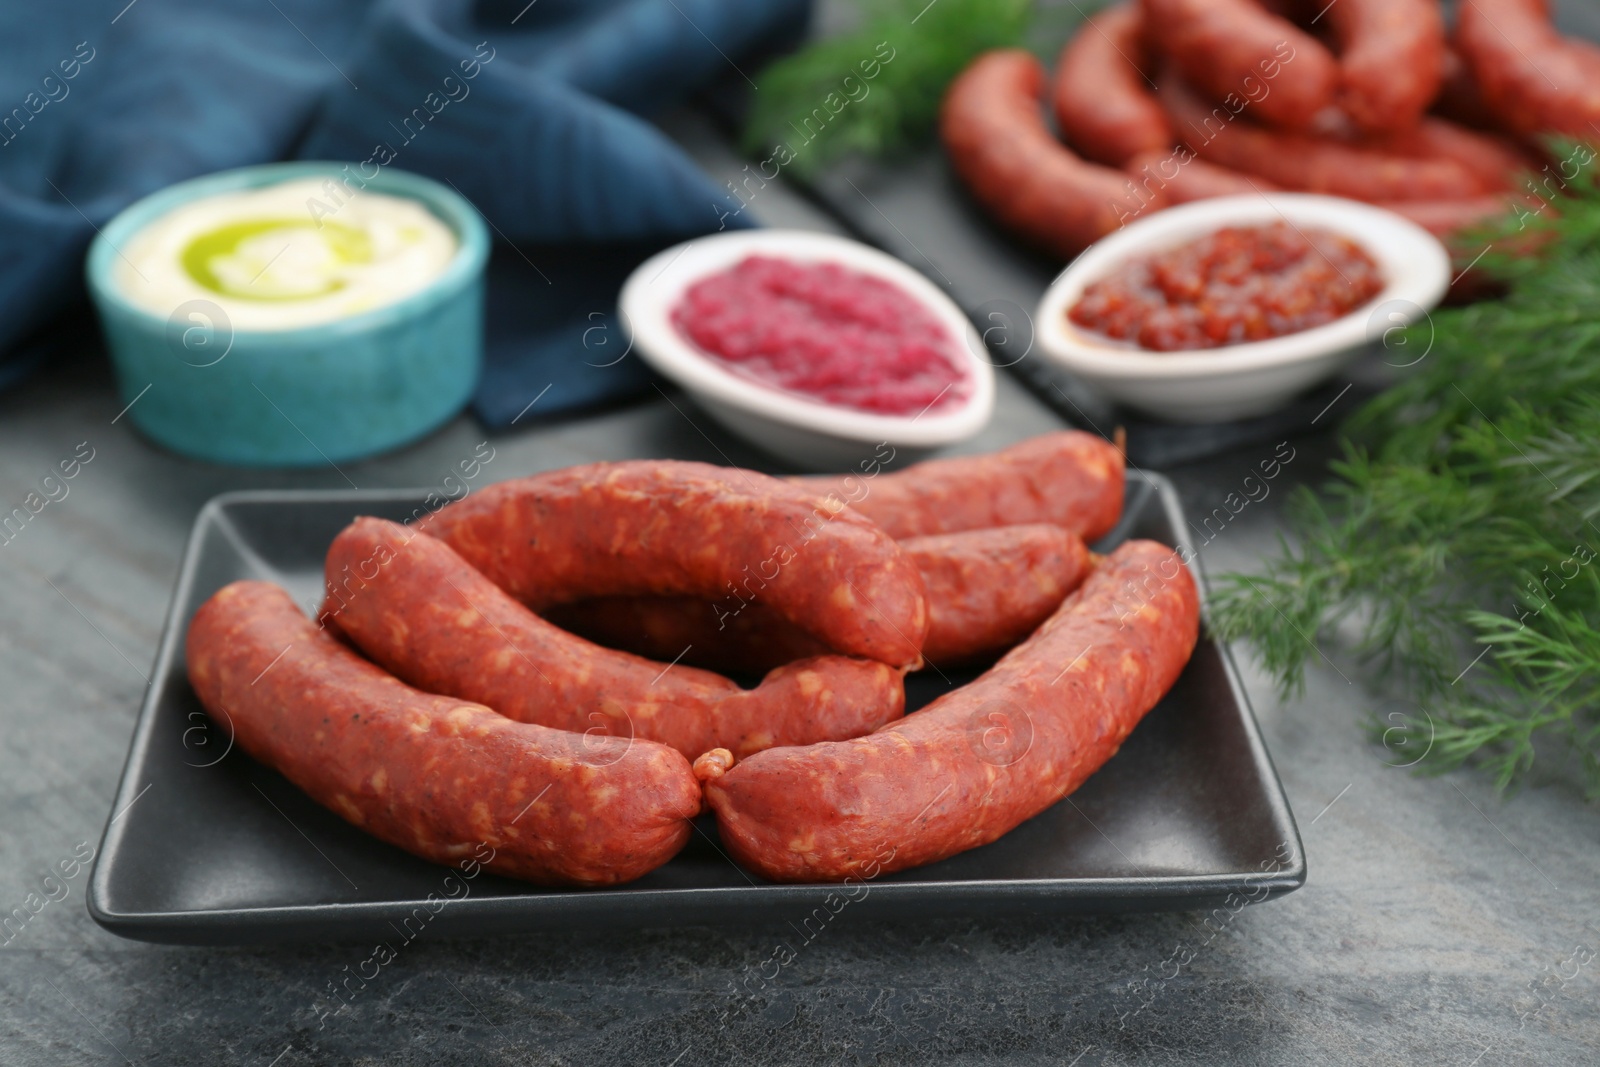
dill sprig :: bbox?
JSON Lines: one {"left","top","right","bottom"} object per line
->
{"left": 1211, "top": 152, "right": 1600, "bottom": 796}
{"left": 741, "top": 0, "right": 1034, "bottom": 175}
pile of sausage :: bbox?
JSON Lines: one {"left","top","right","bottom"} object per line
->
{"left": 943, "top": 0, "right": 1594, "bottom": 257}
{"left": 185, "top": 432, "right": 1201, "bottom": 886}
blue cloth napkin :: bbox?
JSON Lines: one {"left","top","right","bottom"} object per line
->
{"left": 0, "top": 0, "right": 808, "bottom": 426}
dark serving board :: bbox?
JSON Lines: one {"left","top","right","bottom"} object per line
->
{"left": 88, "top": 472, "right": 1303, "bottom": 945}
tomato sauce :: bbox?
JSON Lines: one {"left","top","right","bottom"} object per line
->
{"left": 1068, "top": 223, "right": 1384, "bottom": 351}
{"left": 672, "top": 255, "right": 972, "bottom": 416}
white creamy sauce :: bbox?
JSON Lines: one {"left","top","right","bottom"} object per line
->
{"left": 116, "top": 177, "right": 458, "bottom": 330}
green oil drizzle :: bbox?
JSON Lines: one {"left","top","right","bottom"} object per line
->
{"left": 180, "top": 218, "right": 372, "bottom": 301}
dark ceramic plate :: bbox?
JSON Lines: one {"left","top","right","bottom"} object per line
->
{"left": 88, "top": 472, "right": 1304, "bottom": 945}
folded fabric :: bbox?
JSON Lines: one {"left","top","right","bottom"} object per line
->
{"left": 0, "top": 0, "right": 809, "bottom": 428}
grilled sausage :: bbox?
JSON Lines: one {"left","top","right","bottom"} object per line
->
{"left": 909, "top": 525, "right": 1096, "bottom": 664}
{"left": 941, "top": 49, "right": 1151, "bottom": 257}
{"left": 1124, "top": 150, "right": 1279, "bottom": 203}
{"left": 1433, "top": 44, "right": 1505, "bottom": 131}
{"left": 322, "top": 518, "right": 906, "bottom": 760}
{"left": 1051, "top": 4, "right": 1173, "bottom": 166}
{"left": 423, "top": 460, "right": 928, "bottom": 668}
{"left": 1374, "top": 118, "right": 1538, "bottom": 193}
{"left": 1455, "top": 0, "right": 1600, "bottom": 139}
{"left": 1139, "top": 0, "right": 1338, "bottom": 130}
{"left": 549, "top": 525, "right": 1094, "bottom": 672}
{"left": 185, "top": 581, "right": 701, "bottom": 886}
{"left": 1162, "top": 72, "right": 1491, "bottom": 200}
{"left": 546, "top": 594, "right": 829, "bottom": 679}
{"left": 703, "top": 540, "right": 1200, "bottom": 882}
{"left": 795, "top": 431, "right": 1125, "bottom": 542}
{"left": 1377, "top": 195, "right": 1517, "bottom": 238}
{"left": 1322, "top": 0, "right": 1445, "bottom": 133}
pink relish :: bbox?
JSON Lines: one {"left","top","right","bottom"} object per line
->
{"left": 672, "top": 255, "right": 972, "bottom": 416}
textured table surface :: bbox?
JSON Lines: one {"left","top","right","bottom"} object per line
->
{"left": 5, "top": 38, "right": 1600, "bottom": 1067}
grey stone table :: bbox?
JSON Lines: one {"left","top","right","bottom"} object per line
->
{"left": 3, "top": 111, "right": 1599, "bottom": 1067}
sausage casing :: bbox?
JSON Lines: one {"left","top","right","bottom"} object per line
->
{"left": 424, "top": 460, "right": 928, "bottom": 668}
{"left": 941, "top": 50, "right": 1150, "bottom": 258}
{"left": 1124, "top": 151, "right": 1278, "bottom": 204}
{"left": 1376, "top": 196, "right": 1518, "bottom": 239}
{"left": 550, "top": 525, "right": 1094, "bottom": 672}
{"left": 323, "top": 518, "right": 905, "bottom": 760}
{"left": 186, "top": 581, "right": 701, "bottom": 886}
{"left": 912, "top": 525, "right": 1094, "bottom": 664}
{"left": 1162, "top": 72, "right": 1490, "bottom": 201}
{"left": 1323, "top": 0, "right": 1444, "bottom": 134}
{"left": 1433, "top": 45, "right": 1505, "bottom": 132}
{"left": 1139, "top": 0, "right": 1338, "bottom": 130}
{"left": 1456, "top": 0, "right": 1600, "bottom": 139}
{"left": 1373, "top": 118, "right": 1538, "bottom": 194}
{"left": 704, "top": 540, "right": 1200, "bottom": 882}
{"left": 1051, "top": 4, "right": 1172, "bottom": 166}
{"left": 795, "top": 431, "right": 1125, "bottom": 541}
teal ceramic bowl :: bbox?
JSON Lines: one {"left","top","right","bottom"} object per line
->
{"left": 87, "top": 162, "right": 489, "bottom": 467}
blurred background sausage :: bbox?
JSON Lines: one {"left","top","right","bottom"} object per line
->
{"left": 1322, "top": 0, "right": 1445, "bottom": 133}
{"left": 1161, "top": 72, "right": 1491, "bottom": 201}
{"left": 1139, "top": 0, "right": 1338, "bottom": 129}
{"left": 1051, "top": 4, "right": 1172, "bottom": 166}
{"left": 940, "top": 50, "right": 1150, "bottom": 257}
{"left": 1456, "top": 0, "right": 1600, "bottom": 138}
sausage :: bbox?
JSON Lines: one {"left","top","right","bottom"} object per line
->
{"left": 1148, "top": 81, "right": 1530, "bottom": 200}
{"left": 1130, "top": 142, "right": 1518, "bottom": 240}
{"left": 794, "top": 431, "right": 1125, "bottom": 541}
{"left": 185, "top": 581, "right": 700, "bottom": 886}
{"left": 1375, "top": 196, "right": 1516, "bottom": 238}
{"left": 941, "top": 50, "right": 1151, "bottom": 258}
{"left": 1051, "top": 4, "right": 1172, "bottom": 166}
{"left": 1432, "top": 44, "right": 1505, "bottom": 132}
{"left": 546, "top": 594, "right": 830, "bottom": 676}
{"left": 423, "top": 460, "right": 928, "bottom": 668}
{"left": 322, "top": 518, "right": 906, "bottom": 760}
{"left": 1322, "top": 0, "right": 1444, "bottom": 134}
{"left": 1373, "top": 118, "right": 1538, "bottom": 194}
{"left": 1125, "top": 150, "right": 1279, "bottom": 204}
{"left": 1162, "top": 72, "right": 1491, "bottom": 201}
{"left": 1455, "top": 0, "right": 1600, "bottom": 139}
{"left": 1138, "top": 0, "right": 1338, "bottom": 130}
{"left": 909, "top": 525, "right": 1095, "bottom": 664}
{"left": 550, "top": 525, "right": 1095, "bottom": 672}
{"left": 703, "top": 540, "right": 1201, "bottom": 882}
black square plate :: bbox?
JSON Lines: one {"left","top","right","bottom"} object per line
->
{"left": 88, "top": 472, "right": 1304, "bottom": 944}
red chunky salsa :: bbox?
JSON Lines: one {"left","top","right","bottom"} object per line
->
{"left": 1068, "top": 223, "right": 1384, "bottom": 351}
{"left": 672, "top": 255, "right": 972, "bottom": 416}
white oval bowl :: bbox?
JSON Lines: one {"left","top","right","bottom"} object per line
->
{"left": 1034, "top": 194, "right": 1452, "bottom": 423}
{"left": 620, "top": 229, "right": 995, "bottom": 470}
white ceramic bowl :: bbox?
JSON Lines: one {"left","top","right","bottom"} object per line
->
{"left": 620, "top": 229, "right": 994, "bottom": 470}
{"left": 1034, "top": 194, "right": 1452, "bottom": 423}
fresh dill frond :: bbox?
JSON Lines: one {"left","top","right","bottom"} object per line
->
{"left": 1213, "top": 154, "right": 1600, "bottom": 794}
{"left": 741, "top": 0, "right": 1034, "bottom": 175}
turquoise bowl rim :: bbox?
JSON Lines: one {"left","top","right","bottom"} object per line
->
{"left": 86, "top": 160, "right": 490, "bottom": 344}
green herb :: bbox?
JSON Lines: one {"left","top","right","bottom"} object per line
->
{"left": 741, "top": 0, "right": 1034, "bottom": 175}
{"left": 1210, "top": 152, "right": 1600, "bottom": 796}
